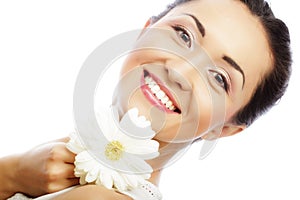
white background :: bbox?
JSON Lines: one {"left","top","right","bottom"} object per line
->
{"left": 0, "top": 0, "right": 299, "bottom": 199}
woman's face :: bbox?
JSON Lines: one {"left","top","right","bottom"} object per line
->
{"left": 114, "top": 0, "right": 272, "bottom": 143}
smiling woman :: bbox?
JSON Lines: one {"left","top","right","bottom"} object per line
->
{"left": 0, "top": 0, "right": 293, "bottom": 200}
{"left": 117, "top": 0, "right": 288, "bottom": 142}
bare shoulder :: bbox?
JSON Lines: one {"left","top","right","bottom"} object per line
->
{"left": 52, "top": 185, "right": 132, "bottom": 200}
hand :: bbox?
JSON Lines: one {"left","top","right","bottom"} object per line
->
{"left": 14, "top": 137, "right": 79, "bottom": 197}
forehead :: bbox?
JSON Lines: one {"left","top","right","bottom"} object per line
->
{"left": 165, "top": 0, "right": 273, "bottom": 100}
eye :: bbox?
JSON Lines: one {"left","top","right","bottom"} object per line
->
{"left": 172, "top": 25, "right": 192, "bottom": 48}
{"left": 209, "top": 70, "right": 230, "bottom": 92}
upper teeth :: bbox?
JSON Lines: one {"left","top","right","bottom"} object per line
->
{"left": 144, "top": 76, "right": 176, "bottom": 111}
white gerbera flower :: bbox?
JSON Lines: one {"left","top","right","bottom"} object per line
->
{"left": 66, "top": 107, "right": 159, "bottom": 192}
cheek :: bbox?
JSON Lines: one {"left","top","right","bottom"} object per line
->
{"left": 121, "top": 27, "right": 187, "bottom": 75}
{"left": 189, "top": 89, "right": 214, "bottom": 138}
{"left": 120, "top": 53, "right": 141, "bottom": 76}
{"left": 120, "top": 50, "right": 162, "bottom": 76}
{"left": 189, "top": 74, "right": 229, "bottom": 139}
{"left": 153, "top": 115, "right": 182, "bottom": 142}
{"left": 154, "top": 85, "right": 216, "bottom": 143}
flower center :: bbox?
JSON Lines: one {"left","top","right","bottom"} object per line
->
{"left": 105, "top": 141, "right": 124, "bottom": 161}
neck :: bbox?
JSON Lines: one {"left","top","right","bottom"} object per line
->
{"left": 147, "top": 140, "right": 191, "bottom": 186}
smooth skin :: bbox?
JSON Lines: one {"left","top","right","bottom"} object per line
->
{"left": 50, "top": 0, "right": 273, "bottom": 198}
{"left": 118, "top": 0, "right": 272, "bottom": 143}
{"left": 0, "top": 0, "right": 273, "bottom": 199}
{"left": 52, "top": 185, "right": 132, "bottom": 200}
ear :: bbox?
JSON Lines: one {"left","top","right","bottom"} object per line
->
{"left": 137, "top": 18, "right": 153, "bottom": 39}
{"left": 143, "top": 18, "right": 152, "bottom": 29}
{"left": 202, "top": 123, "right": 246, "bottom": 140}
{"left": 220, "top": 123, "right": 246, "bottom": 138}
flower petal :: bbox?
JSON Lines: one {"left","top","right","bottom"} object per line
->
{"left": 71, "top": 106, "right": 160, "bottom": 192}
{"left": 125, "top": 139, "right": 159, "bottom": 155}
{"left": 101, "top": 156, "right": 134, "bottom": 173}
{"left": 85, "top": 165, "right": 100, "bottom": 183}
{"left": 75, "top": 151, "right": 93, "bottom": 163}
{"left": 77, "top": 172, "right": 87, "bottom": 185}
{"left": 119, "top": 108, "right": 156, "bottom": 140}
{"left": 111, "top": 172, "right": 127, "bottom": 191}
{"left": 121, "top": 174, "right": 140, "bottom": 188}
{"left": 66, "top": 132, "right": 85, "bottom": 154}
{"left": 135, "top": 152, "right": 160, "bottom": 160}
{"left": 96, "top": 106, "right": 119, "bottom": 141}
{"left": 122, "top": 154, "right": 154, "bottom": 175}
{"left": 98, "top": 169, "right": 113, "bottom": 189}
{"left": 128, "top": 108, "right": 151, "bottom": 128}
{"left": 75, "top": 152, "right": 99, "bottom": 173}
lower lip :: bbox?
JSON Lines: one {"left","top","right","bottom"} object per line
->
{"left": 140, "top": 73, "right": 177, "bottom": 114}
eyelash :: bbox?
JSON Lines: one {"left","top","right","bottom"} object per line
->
{"left": 172, "top": 25, "right": 192, "bottom": 48}
{"left": 209, "top": 70, "right": 230, "bottom": 93}
{"left": 172, "top": 24, "right": 230, "bottom": 93}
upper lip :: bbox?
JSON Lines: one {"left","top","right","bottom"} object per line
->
{"left": 143, "top": 69, "right": 181, "bottom": 113}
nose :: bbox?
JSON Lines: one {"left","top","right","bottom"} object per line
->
{"left": 165, "top": 62, "right": 193, "bottom": 91}
{"left": 165, "top": 45, "right": 215, "bottom": 92}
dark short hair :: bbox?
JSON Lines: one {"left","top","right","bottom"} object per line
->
{"left": 151, "top": 0, "right": 292, "bottom": 127}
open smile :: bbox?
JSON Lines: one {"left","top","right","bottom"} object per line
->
{"left": 141, "top": 70, "right": 181, "bottom": 114}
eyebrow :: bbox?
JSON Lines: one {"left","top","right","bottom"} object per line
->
{"left": 183, "top": 13, "right": 245, "bottom": 89}
{"left": 223, "top": 55, "right": 245, "bottom": 88}
{"left": 184, "top": 13, "right": 206, "bottom": 37}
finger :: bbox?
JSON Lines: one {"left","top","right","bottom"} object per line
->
{"left": 57, "top": 178, "right": 79, "bottom": 190}
{"left": 67, "top": 178, "right": 80, "bottom": 186}
{"left": 62, "top": 144, "right": 76, "bottom": 163}
{"left": 52, "top": 162, "right": 76, "bottom": 179}
{"left": 52, "top": 143, "right": 76, "bottom": 163}
{"left": 48, "top": 178, "right": 79, "bottom": 193}
{"left": 52, "top": 137, "right": 70, "bottom": 143}
{"left": 65, "top": 164, "right": 77, "bottom": 179}
{"left": 63, "top": 150, "right": 76, "bottom": 164}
